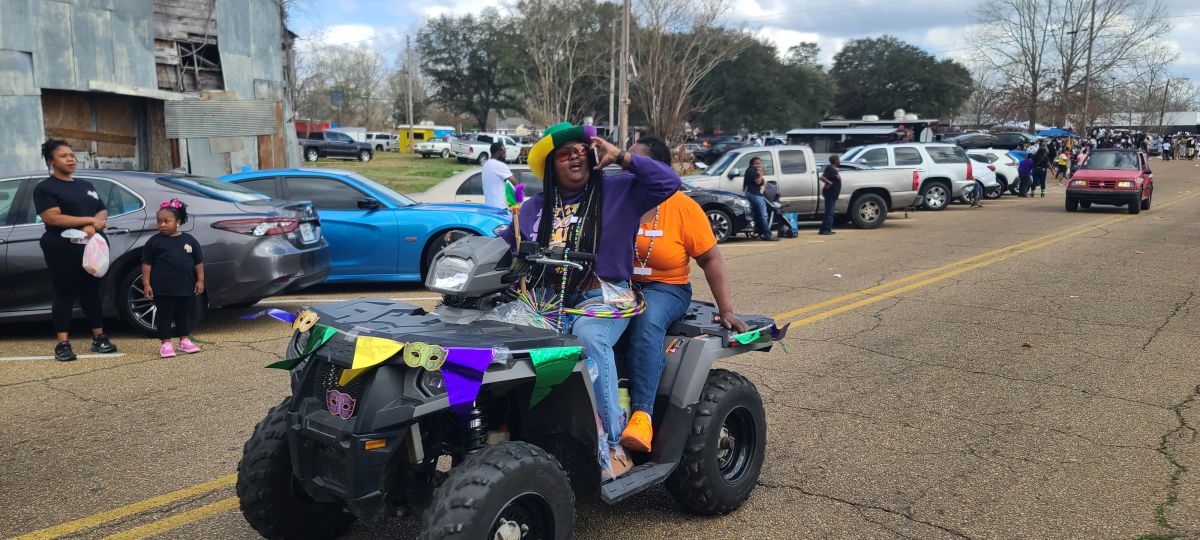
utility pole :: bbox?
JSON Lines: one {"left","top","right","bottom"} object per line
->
{"left": 405, "top": 36, "right": 414, "bottom": 153}
{"left": 1081, "top": 0, "right": 1096, "bottom": 138}
{"left": 1159, "top": 78, "right": 1174, "bottom": 129}
{"left": 618, "top": 0, "right": 631, "bottom": 148}
{"left": 608, "top": 24, "right": 616, "bottom": 137}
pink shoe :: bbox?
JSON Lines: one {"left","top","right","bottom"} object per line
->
{"left": 178, "top": 338, "right": 200, "bottom": 354}
{"left": 160, "top": 341, "right": 176, "bottom": 358}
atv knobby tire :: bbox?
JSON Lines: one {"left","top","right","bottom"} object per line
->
{"left": 237, "top": 397, "right": 356, "bottom": 539}
{"left": 420, "top": 441, "right": 574, "bottom": 540}
{"left": 666, "top": 369, "right": 766, "bottom": 515}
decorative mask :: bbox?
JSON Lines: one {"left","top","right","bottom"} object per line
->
{"left": 293, "top": 310, "right": 320, "bottom": 333}
{"left": 404, "top": 342, "right": 447, "bottom": 371}
{"left": 326, "top": 389, "right": 356, "bottom": 420}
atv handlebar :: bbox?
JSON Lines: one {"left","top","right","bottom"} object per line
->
{"left": 528, "top": 257, "right": 585, "bottom": 272}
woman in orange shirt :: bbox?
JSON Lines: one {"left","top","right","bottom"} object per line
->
{"left": 619, "top": 137, "right": 749, "bottom": 452}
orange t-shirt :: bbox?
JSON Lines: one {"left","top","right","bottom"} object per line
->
{"left": 633, "top": 192, "right": 716, "bottom": 285}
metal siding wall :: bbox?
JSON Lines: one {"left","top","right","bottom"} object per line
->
{"left": 0, "top": 0, "right": 36, "bottom": 52}
{"left": 111, "top": 0, "right": 157, "bottom": 89}
{"left": 0, "top": 95, "right": 47, "bottom": 174}
{"left": 34, "top": 1, "right": 79, "bottom": 90}
{"left": 73, "top": 7, "right": 117, "bottom": 90}
{"left": 164, "top": 100, "right": 278, "bottom": 138}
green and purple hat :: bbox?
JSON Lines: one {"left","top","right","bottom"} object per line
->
{"left": 527, "top": 122, "right": 598, "bottom": 180}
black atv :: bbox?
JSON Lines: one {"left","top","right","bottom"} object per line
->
{"left": 236, "top": 236, "right": 778, "bottom": 539}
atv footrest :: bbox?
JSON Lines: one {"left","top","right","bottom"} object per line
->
{"left": 600, "top": 462, "right": 675, "bottom": 504}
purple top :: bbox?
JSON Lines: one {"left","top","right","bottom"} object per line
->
{"left": 504, "top": 153, "right": 680, "bottom": 282}
{"left": 1018, "top": 157, "right": 1034, "bottom": 175}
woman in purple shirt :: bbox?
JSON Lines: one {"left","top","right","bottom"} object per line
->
{"left": 506, "top": 122, "right": 680, "bottom": 477}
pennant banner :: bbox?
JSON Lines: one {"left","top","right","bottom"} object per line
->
{"left": 340, "top": 336, "right": 406, "bottom": 385}
{"left": 442, "top": 347, "right": 495, "bottom": 419}
{"left": 266, "top": 324, "right": 337, "bottom": 370}
{"left": 241, "top": 308, "right": 297, "bottom": 325}
{"left": 729, "top": 323, "right": 791, "bottom": 347}
{"left": 404, "top": 342, "right": 448, "bottom": 371}
{"left": 528, "top": 346, "right": 582, "bottom": 407}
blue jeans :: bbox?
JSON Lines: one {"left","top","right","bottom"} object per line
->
{"left": 1032, "top": 168, "right": 1047, "bottom": 190}
{"left": 567, "top": 284, "right": 631, "bottom": 450}
{"left": 745, "top": 192, "right": 772, "bottom": 239}
{"left": 819, "top": 195, "right": 837, "bottom": 233}
{"left": 625, "top": 282, "right": 692, "bottom": 416}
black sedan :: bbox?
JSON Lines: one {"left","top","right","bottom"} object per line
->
{"left": 680, "top": 181, "right": 752, "bottom": 243}
{"left": 0, "top": 171, "right": 330, "bottom": 334}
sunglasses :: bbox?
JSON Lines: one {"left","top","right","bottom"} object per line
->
{"left": 556, "top": 144, "right": 589, "bottom": 163}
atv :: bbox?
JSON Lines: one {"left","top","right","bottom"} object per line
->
{"left": 236, "top": 236, "right": 778, "bottom": 539}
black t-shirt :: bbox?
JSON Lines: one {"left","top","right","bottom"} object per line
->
{"left": 142, "top": 233, "right": 204, "bottom": 296}
{"left": 821, "top": 164, "right": 842, "bottom": 199}
{"left": 32, "top": 177, "right": 107, "bottom": 235}
{"left": 743, "top": 167, "right": 763, "bottom": 194}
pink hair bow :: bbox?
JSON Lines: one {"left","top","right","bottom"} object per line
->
{"left": 160, "top": 199, "right": 182, "bottom": 209}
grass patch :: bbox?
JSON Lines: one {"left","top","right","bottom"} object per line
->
{"left": 308, "top": 151, "right": 476, "bottom": 195}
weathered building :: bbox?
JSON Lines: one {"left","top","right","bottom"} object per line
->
{"left": 0, "top": 0, "right": 300, "bottom": 177}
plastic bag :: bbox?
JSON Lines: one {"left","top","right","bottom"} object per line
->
{"left": 481, "top": 300, "right": 558, "bottom": 331}
{"left": 82, "top": 234, "right": 110, "bottom": 278}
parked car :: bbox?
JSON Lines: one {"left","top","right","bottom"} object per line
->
{"left": 366, "top": 132, "right": 398, "bottom": 152}
{"left": 948, "top": 131, "right": 1035, "bottom": 151}
{"left": 327, "top": 127, "right": 367, "bottom": 143}
{"left": 965, "top": 154, "right": 1003, "bottom": 201}
{"left": 221, "top": 169, "right": 511, "bottom": 282}
{"left": 840, "top": 142, "right": 974, "bottom": 211}
{"left": 1066, "top": 149, "right": 1154, "bottom": 214}
{"left": 0, "top": 171, "right": 330, "bottom": 334}
{"left": 693, "top": 140, "right": 749, "bottom": 166}
{"left": 299, "top": 131, "right": 374, "bottom": 163}
{"left": 412, "top": 165, "right": 543, "bottom": 204}
{"left": 415, "top": 137, "right": 454, "bottom": 159}
{"left": 967, "top": 149, "right": 1022, "bottom": 195}
{"left": 679, "top": 181, "right": 753, "bottom": 243}
{"left": 684, "top": 145, "right": 923, "bottom": 229}
{"left": 451, "top": 133, "right": 520, "bottom": 164}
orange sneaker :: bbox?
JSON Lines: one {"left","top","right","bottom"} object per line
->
{"left": 620, "top": 411, "right": 653, "bottom": 452}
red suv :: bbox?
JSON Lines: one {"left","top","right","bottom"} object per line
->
{"left": 1066, "top": 149, "right": 1153, "bottom": 214}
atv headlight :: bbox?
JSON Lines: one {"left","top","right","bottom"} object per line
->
{"left": 418, "top": 369, "right": 447, "bottom": 396}
{"left": 430, "top": 256, "right": 474, "bottom": 292}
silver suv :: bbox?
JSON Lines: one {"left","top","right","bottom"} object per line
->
{"left": 841, "top": 143, "right": 974, "bottom": 211}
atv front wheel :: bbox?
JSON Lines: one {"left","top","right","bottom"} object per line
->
{"left": 666, "top": 369, "right": 766, "bottom": 515}
{"left": 420, "top": 442, "right": 574, "bottom": 540}
{"left": 236, "top": 397, "right": 356, "bottom": 539}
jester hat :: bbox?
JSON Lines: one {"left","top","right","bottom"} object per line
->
{"left": 527, "top": 122, "right": 598, "bottom": 181}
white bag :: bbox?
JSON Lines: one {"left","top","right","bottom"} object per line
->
{"left": 82, "top": 234, "right": 110, "bottom": 278}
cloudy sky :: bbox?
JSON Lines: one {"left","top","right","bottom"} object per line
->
{"left": 290, "top": 0, "right": 1200, "bottom": 83}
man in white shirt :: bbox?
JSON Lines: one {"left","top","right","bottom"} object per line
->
{"left": 481, "top": 142, "right": 516, "bottom": 209}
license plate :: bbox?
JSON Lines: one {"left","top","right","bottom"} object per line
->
{"left": 299, "top": 222, "right": 316, "bottom": 243}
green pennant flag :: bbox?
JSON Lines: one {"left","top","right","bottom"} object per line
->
{"left": 528, "top": 346, "right": 582, "bottom": 407}
{"left": 266, "top": 324, "right": 337, "bottom": 370}
{"left": 505, "top": 181, "right": 517, "bottom": 208}
{"left": 731, "top": 328, "right": 764, "bottom": 345}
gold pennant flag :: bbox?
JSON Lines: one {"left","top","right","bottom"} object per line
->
{"left": 340, "top": 336, "right": 405, "bottom": 385}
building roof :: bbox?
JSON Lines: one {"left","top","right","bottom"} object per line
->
{"left": 786, "top": 128, "right": 901, "bottom": 136}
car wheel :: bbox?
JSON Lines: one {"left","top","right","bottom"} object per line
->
{"left": 358, "top": 150, "right": 372, "bottom": 162}
{"left": 117, "top": 266, "right": 206, "bottom": 336}
{"left": 850, "top": 193, "right": 887, "bottom": 229}
{"left": 706, "top": 208, "right": 733, "bottom": 243}
{"left": 422, "top": 229, "right": 477, "bottom": 281}
{"left": 375, "top": 144, "right": 384, "bottom": 152}
{"left": 419, "top": 153, "right": 429, "bottom": 159}
{"left": 441, "top": 149, "right": 450, "bottom": 159}
{"left": 995, "top": 175, "right": 1008, "bottom": 196}
{"left": 1128, "top": 197, "right": 1141, "bottom": 214}
{"left": 1066, "top": 198, "right": 1079, "bottom": 212}
{"left": 920, "top": 182, "right": 949, "bottom": 211}
{"left": 1141, "top": 188, "right": 1152, "bottom": 210}
{"left": 456, "top": 157, "right": 466, "bottom": 164}
{"left": 477, "top": 152, "right": 489, "bottom": 165}
{"left": 304, "top": 148, "right": 319, "bottom": 162}
{"left": 984, "top": 183, "right": 1003, "bottom": 199}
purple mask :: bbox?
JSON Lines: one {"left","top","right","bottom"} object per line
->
{"left": 326, "top": 389, "right": 356, "bottom": 420}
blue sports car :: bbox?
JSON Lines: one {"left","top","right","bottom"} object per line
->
{"left": 221, "top": 169, "right": 510, "bottom": 283}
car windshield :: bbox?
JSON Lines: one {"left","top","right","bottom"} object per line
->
{"left": 839, "top": 146, "right": 865, "bottom": 162}
{"left": 157, "top": 175, "right": 270, "bottom": 202}
{"left": 347, "top": 173, "right": 417, "bottom": 206}
{"left": 704, "top": 152, "right": 742, "bottom": 176}
{"left": 1081, "top": 152, "right": 1140, "bottom": 171}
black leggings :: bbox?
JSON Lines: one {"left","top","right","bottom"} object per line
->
{"left": 40, "top": 234, "right": 104, "bottom": 333}
{"left": 154, "top": 295, "right": 194, "bottom": 340}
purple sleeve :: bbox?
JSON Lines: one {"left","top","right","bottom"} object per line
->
{"left": 623, "top": 153, "right": 681, "bottom": 213}
{"left": 501, "top": 197, "right": 541, "bottom": 251}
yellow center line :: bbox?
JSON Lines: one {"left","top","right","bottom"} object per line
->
{"left": 15, "top": 189, "right": 1198, "bottom": 539}
{"left": 11, "top": 474, "right": 236, "bottom": 540}
{"left": 99, "top": 497, "right": 240, "bottom": 540}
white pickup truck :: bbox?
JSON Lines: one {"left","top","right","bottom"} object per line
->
{"left": 684, "top": 145, "right": 922, "bottom": 229}
{"left": 451, "top": 133, "right": 521, "bottom": 164}
{"left": 415, "top": 137, "right": 454, "bottom": 159}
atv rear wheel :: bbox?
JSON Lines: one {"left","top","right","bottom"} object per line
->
{"left": 420, "top": 442, "right": 574, "bottom": 540}
{"left": 237, "top": 397, "right": 356, "bottom": 539}
{"left": 666, "top": 369, "right": 766, "bottom": 515}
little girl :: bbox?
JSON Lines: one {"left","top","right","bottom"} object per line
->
{"left": 142, "top": 199, "right": 205, "bottom": 358}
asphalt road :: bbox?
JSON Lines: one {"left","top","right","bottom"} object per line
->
{"left": 3, "top": 160, "right": 1199, "bottom": 540}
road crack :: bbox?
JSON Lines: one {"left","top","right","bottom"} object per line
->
{"left": 1146, "top": 383, "right": 1200, "bottom": 537}
{"left": 1143, "top": 292, "right": 1195, "bottom": 352}
{"left": 756, "top": 480, "right": 973, "bottom": 539}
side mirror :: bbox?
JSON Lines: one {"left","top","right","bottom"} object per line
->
{"left": 727, "top": 167, "right": 741, "bottom": 179}
{"left": 357, "top": 197, "right": 381, "bottom": 210}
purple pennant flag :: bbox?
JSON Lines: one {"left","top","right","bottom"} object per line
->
{"left": 240, "top": 308, "right": 296, "bottom": 325}
{"left": 442, "top": 348, "right": 494, "bottom": 419}
{"left": 770, "top": 323, "right": 791, "bottom": 341}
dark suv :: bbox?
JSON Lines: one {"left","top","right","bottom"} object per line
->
{"left": 299, "top": 131, "right": 374, "bottom": 163}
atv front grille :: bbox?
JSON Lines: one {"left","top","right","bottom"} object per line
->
{"left": 312, "top": 361, "right": 372, "bottom": 406}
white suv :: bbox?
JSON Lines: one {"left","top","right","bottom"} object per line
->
{"left": 841, "top": 143, "right": 974, "bottom": 211}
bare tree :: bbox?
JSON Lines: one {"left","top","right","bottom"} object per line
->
{"left": 975, "top": 0, "right": 1055, "bottom": 131}
{"left": 293, "top": 46, "right": 392, "bottom": 128}
{"left": 514, "top": 0, "right": 614, "bottom": 125}
{"left": 631, "top": 0, "right": 743, "bottom": 142}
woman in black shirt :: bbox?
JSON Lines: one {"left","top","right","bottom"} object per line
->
{"left": 33, "top": 139, "right": 118, "bottom": 361}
